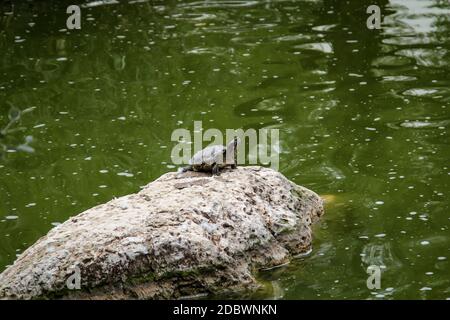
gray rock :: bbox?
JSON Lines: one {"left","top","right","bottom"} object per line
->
{"left": 0, "top": 166, "right": 323, "bottom": 299}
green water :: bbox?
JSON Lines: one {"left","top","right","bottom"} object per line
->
{"left": 1, "top": 0, "right": 449, "bottom": 300}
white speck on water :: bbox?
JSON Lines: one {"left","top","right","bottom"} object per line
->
{"left": 386, "top": 287, "right": 394, "bottom": 292}
{"left": 403, "top": 88, "right": 437, "bottom": 97}
{"left": 409, "top": 211, "right": 417, "bottom": 215}
{"left": 99, "top": 169, "right": 108, "bottom": 173}
{"left": 26, "top": 203, "right": 36, "bottom": 207}
{"left": 84, "top": 157, "right": 92, "bottom": 161}
{"left": 5, "top": 216, "right": 18, "bottom": 220}
{"left": 56, "top": 57, "right": 67, "bottom": 61}
{"left": 99, "top": 185, "right": 108, "bottom": 188}
{"left": 425, "top": 272, "right": 433, "bottom": 275}
{"left": 375, "top": 294, "right": 385, "bottom": 298}
{"left": 51, "top": 222, "right": 61, "bottom": 227}
{"left": 437, "top": 256, "right": 446, "bottom": 260}
{"left": 375, "top": 201, "right": 384, "bottom": 205}
{"left": 117, "top": 116, "right": 126, "bottom": 121}
{"left": 117, "top": 172, "right": 134, "bottom": 178}
{"left": 33, "top": 123, "right": 46, "bottom": 128}
{"left": 375, "top": 233, "right": 386, "bottom": 238}
{"left": 420, "top": 287, "right": 432, "bottom": 291}
{"left": 420, "top": 241, "right": 430, "bottom": 246}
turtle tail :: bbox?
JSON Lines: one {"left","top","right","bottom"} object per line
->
{"left": 180, "top": 165, "right": 193, "bottom": 173}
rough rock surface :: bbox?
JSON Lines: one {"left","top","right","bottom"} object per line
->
{"left": 0, "top": 166, "right": 323, "bottom": 299}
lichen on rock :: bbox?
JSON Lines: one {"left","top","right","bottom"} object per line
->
{"left": 0, "top": 166, "right": 324, "bottom": 299}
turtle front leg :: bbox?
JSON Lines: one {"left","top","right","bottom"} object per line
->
{"left": 212, "top": 163, "right": 220, "bottom": 176}
{"left": 231, "top": 146, "right": 237, "bottom": 169}
{"left": 230, "top": 151, "right": 237, "bottom": 169}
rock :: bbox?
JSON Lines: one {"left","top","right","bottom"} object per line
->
{"left": 0, "top": 166, "right": 324, "bottom": 300}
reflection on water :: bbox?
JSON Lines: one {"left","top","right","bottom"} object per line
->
{"left": 0, "top": 0, "right": 449, "bottom": 299}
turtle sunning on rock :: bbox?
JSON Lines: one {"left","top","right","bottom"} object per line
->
{"left": 181, "top": 137, "right": 240, "bottom": 175}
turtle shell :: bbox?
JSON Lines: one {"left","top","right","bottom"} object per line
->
{"left": 189, "top": 145, "right": 226, "bottom": 169}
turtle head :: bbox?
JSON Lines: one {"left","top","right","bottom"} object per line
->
{"left": 225, "top": 137, "right": 240, "bottom": 165}
{"left": 227, "top": 137, "right": 240, "bottom": 153}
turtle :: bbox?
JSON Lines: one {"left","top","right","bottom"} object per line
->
{"left": 181, "top": 137, "right": 240, "bottom": 175}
